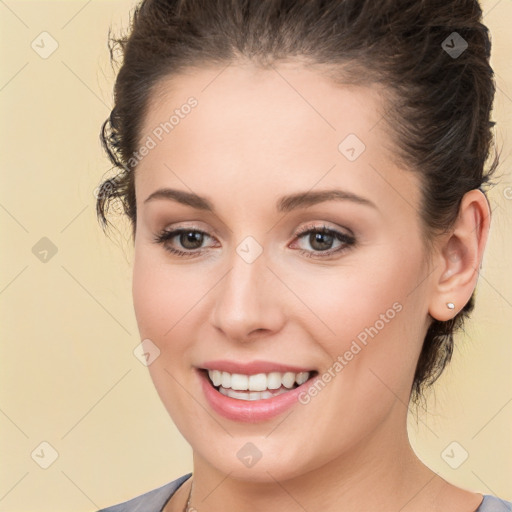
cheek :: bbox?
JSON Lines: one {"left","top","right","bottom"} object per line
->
{"left": 131, "top": 249, "right": 199, "bottom": 423}
{"left": 293, "top": 258, "right": 419, "bottom": 343}
{"left": 132, "top": 258, "right": 168, "bottom": 339}
{"left": 131, "top": 246, "right": 214, "bottom": 378}
{"left": 132, "top": 246, "right": 197, "bottom": 339}
{"left": 289, "top": 245, "right": 427, "bottom": 390}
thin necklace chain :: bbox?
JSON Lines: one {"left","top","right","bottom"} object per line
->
{"left": 183, "top": 476, "right": 193, "bottom": 512}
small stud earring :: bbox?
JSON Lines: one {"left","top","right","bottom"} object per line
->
{"left": 446, "top": 302, "right": 455, "bottom": 310}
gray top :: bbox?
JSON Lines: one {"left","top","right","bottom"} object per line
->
{"left": 97, "top": 473, "right": 511, "bottom": 512}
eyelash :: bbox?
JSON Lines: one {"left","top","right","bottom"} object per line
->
{"left": 152, "top": 223, "right": 356, "bottom": 260}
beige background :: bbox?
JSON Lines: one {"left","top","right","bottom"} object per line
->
{"left": 0, "top": 1, "right": 511, "bottom": 510}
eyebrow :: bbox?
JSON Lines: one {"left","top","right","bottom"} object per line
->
{"left": 143, "top": 187, "right": 377, "bottom": 212}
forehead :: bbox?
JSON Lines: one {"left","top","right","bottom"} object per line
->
{"left": 135, "top": 62, "right": 421, "bottom": 218}
{"left": 141, "top": 61, "right": 385, "bottom": 152}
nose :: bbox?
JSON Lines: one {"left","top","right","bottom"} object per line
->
{"left": 209, "top": 246, "right": 286, "bottom": 343}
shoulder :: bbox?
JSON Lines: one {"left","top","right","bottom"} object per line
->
{"left": 96, "top": 473, "right": 192, "bottom": 512}
{"left": 476, "top": 495, "right": 512, "bottom": 512}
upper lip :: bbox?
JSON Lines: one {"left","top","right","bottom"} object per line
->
{"left": 199, "top": 360, "right": 315, "bottom": 375}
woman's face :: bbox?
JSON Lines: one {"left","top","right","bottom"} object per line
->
{"left": 132, "top": 62, "right": 434, "bottom": 481}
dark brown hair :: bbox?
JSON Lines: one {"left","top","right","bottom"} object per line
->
{"left": 97, "top": 0, "right": 499, "bottom": 405}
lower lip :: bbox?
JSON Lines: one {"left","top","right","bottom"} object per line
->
{"left": 198, "top": 370, "right": 317, "bottom": 423}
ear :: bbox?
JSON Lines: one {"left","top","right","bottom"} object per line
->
{"left": 428, "top": 189, "right": 491, "bottom": 322}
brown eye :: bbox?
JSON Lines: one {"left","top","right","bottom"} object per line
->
{"left": 153, "top": 228, "right": 214, "bottom": 257}
{"left": 292, "top": 225, "right": 356, "bottom": 259}
{"left": 307, "top": 231, "right": 335, "bottom": 251}
{"left": 179, "top": 231, "right": 205, "bottom": 250}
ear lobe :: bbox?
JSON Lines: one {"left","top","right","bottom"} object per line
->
{"left": 428, "top": 189, "right": 491, "bottom": 322}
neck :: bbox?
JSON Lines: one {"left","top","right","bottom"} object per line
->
{"left": 186, "top": 406, "right": 446, "bottom": 512}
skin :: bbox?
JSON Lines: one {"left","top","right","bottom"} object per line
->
{"left": 131, "top": 61, "right": 490, "bottom": 512}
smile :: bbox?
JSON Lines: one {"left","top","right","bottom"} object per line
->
{"left": 196, "top": 360, "right": 320, "bottom": 422}
{"left": 206, "top": 369, "right": 314, "bottom": 401}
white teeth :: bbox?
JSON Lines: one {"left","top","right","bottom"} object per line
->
{"left": 221, "top": 371, "right": 230, "bottom": 389}
{"left": 210, "top": 370, "right": 222, "bottom": 387}
{"left": 248, "top": 373, "right": 267, "bottom": 391}
{"left": 296, "top": 371, "right": 309, "bottom": 385}
{"left": 267, "top": 372, "right": 282, "bottom": 390}
{"left": 231, "top": 373, "right": 248, "bottom": 390}
{"left": 207, "top": 369, "right": 312, "bottom": 392}
{"left": 219, "top": 386, "right": 289, "bottom": 401}
{"left": 282, "top": 372, "right": 296, "bottom": 389}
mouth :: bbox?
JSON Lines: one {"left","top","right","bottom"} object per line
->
{"left": 199, "top": 368, "right": 319, "bottom": 401}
